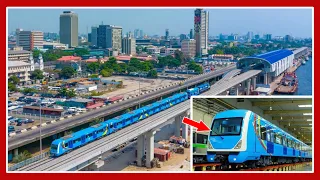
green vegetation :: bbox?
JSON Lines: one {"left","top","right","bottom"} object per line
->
{"left": 89, "top": 74, "right": 99, "bottom": 78}
{"left": 89, "top": 118, "right": 104, "bottom": 126}
{"left": 21, "top": 87, "right": 39, "bottom": 94}
{"left": 188, "top": 61, "right": 203, "bottom": 74}
{"left": 59, "top": 67, "right": 76, "bottom": 79}
{"left": 58, "top": 88, "right": 76, "bottom": 98}
{"left": 32, "top": 48, "right": 89, "bottom": 62}
{"left": 8, "top": 75, "right": 20, "bottom": 92}
{"left": 87, "top": 62, "right": 100, "bottom": 74}
{"left": 148, "top": 69, "right": 158, "bottom": 78}
{"left": 90, "top": 91, "right": 104, "bottom": 96}
{"left": 30, "top": 69, "right": 44, "bottom": 80}
{"left": 12, "top": 150, "right": 32, "bottom": 163}
{"left": 100, "top": 69, "right": 113, "bottom": 77}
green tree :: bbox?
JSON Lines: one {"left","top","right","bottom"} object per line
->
{"left": 188, "top": 61, "right": 203, "bottom": 74}
{"left": 58, "top": 88, "right": 76, "bottom": 98}
{"left": 30, "top": 69, "right": 44, "bottom": 80}
{"left": 148, "top": 69, "right": 158, "bottom": 78}
{"left": 174, "top": 50, "right": 185, "bottom": 64}
{"left": 127, "top": 66, "right": 138, "bottom": 73}
{"left": 59, "top": 67, "right": 76, "bottom": 79}
{"left": 100, "top": 68, "right": 113, "bottom": 77}
{"left": 216, "top": 49, "right": 224, "bottom": 54}
{"left": 12, "top": 150, "right": 32, "bottom": 163}
{"left": 8, "top": 82, "right": 17, "bottom": 92}
{"left": 89, "top": 74, "right": 99, "bottom": 78}
{"left": 129, "top": 58, "right": 141, "bottom": 68}
{"left": 22, "top": 87, "right": 38, "bottom": 94}
{"left": 119, "top": 63, "right": 128, "bottom": 73}
{"left": 66, "top": 89, "right": 76, "bottom": 98}
{"left": 32, "top": 49, "right": 41, "bottom": 59}
{"left": 9, "top": 75, "right": 20, "bottom": 85}
{"left": 87, "top": 62, "right": 100, "bottom": 73}
{"left": 89, "top": 118, "right": 104, "bottom": 126}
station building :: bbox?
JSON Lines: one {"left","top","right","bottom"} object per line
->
{"left": 237, "top": 49, "right": 294, "bottom": 84}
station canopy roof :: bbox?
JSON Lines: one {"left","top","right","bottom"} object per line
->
{"left": 247, "top": 49, "right": 293, "bottom": 64}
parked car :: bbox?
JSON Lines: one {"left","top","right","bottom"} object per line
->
{"left": 8, "top": 126, "right": 15, "bottom": 133}
{"left": 22, "top": 119, "right": 34, "bottom": 124}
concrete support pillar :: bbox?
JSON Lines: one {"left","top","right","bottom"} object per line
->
{"left": 14, "top": 148, "right": 19, "bottom": 157}
{"left": 252, "top": 76, "right": 257, "bottom": 90}
{"left": 175, "top": 116, "right": 182, "bottom": 137}
{"left": 246, "top": 79, "right": 251, "bottom": 95}
{"left": 136, "top": 134, "right": 145, "bottom": 167}
{"left": 181, "top": 123, "right": 189, "bottom": 140}
{"left": 235, "top": 85, "right": 239, "bottom": 95}
{"left": 145, "top": 131, "right": 156, "bottom": 168}
{"left": 264, "top": 72, "right": 268, "bottom": 85}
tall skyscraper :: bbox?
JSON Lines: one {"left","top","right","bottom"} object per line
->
{"left": 165, "top": 29, "right": 169, "bottom": 40}
{"left": 180, "top": 34, "right": 187, "bottom": 42}
{"left": 60, "top": 11, "right": 78, "bottom": 47}
{"left": 97, "top": 25, "right": 122, "bottom": 50}
{"left": 122, "top": 37, "right": 136, "bottom": 55}
{"left": 194, "top": 8, "right": 209, "bottom": 56}
{"left": 189, "top": 29, "right": 193, "bottom": 39}
{"left": 16, "top": 30, "right": 44, "bottom": 50}
{"left": 134, "top": 29, "right": 140, "bottom": 39}
{"left": 247, "top": 31, "right": 254, "bottom": 40}
{"left": 91, "top": 26, "right": 98, "bottom": 47}
{"left": 265, "top": 34, "right": 272, "bottom": 41}
{"left": 139, "top": 29, "right": 144, "bottom": 38}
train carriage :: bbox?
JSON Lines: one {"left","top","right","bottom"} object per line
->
{"left": 207, "top": 109, "right": 312, "bottom": 167}
{"left": 50, "top": 82, "right": 211, "bottom": 157}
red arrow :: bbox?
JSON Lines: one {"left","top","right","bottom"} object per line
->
{"left": 182, "top": 117, "right": 211, "bottom": 132}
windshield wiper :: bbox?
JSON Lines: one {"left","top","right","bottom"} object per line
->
{"left": 211, "top": 129, "right": 224, "bottom": 140}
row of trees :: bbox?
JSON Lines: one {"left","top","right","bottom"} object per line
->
{"left": 32, "top": 49, "right": 90, "bottom": 62}
{"left": 86, "top": 57, "right": 157, "bottom": 78}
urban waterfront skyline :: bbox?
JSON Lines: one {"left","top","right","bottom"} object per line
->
{"left": 8, "top": 8, "right": 313, "bottom": 38}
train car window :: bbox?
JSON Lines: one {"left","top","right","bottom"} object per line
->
{"left": 65, "top": 142, "right": 69, "bottom": 147}
{"left": 266, "top": 131, "right": 271, "bottom": 141}
{"left": 261, "top": 127, "right": 267, "bottom": 140}
{"left": 275, "top": 133, "right": 282, "bottom": 145}
{"left": 110, "top": 124, "right": 113, "bottom": 128}
{"left": 88, "top": 133, "right": 92, "bottom": 137}
{"left": 283, "top": 136, "right": 287, "bottom": 147}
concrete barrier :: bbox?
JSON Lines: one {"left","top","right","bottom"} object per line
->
{"left": 68, "top": 115, "right": 72, "bottom": 118}
{"left": 9, "top": 133, "right": 16, "bottom": 137}
{"left": 96, "top": 107, "right": 100, "bottom": 109}
{"left": 51, "top": 120, "right": 56, "bottom": 123}
{"left": 102, "top": 105, "right": 106, "bottom": 107}
{"left": 21, "top": 129, "right": 27, "bottom": 133}
{"left": 75, "top": 113, "right": 80, "bottom": 115}
{"left": 41, "top": 123, "right": 47, "bottom": 127}
{"left": 59, "top": 117, "right": 64, "bottom": 120}
{"left": 31, "top": 126, "right": 37, "bottom": 130}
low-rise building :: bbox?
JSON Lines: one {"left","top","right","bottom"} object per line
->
{"left": 8, "top": 50, "right": 31, "bottom": 62}
{"left": 181, "top": 39, "right": 196, "bottom": 58}
{"left": 8, "top": 61, "right": 31, "bottom": 83}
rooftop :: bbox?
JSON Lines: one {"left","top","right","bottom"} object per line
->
{"left": 8, "top": 61, "right": 31, "bottom": 67}
{"left": 8, "top": 50, "right": 31, "bottom": 55}
{"left": 249, "top": 49, "right": 293, "bottom": 64}
{"left": 57, "top": 56, "right": 81, "bottom": 61}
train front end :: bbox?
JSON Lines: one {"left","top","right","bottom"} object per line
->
{"left": 207, "top": 110, "right": 251, "bottom": 164}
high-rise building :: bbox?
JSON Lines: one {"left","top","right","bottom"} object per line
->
{"left": 265, "top": 34, "right": 272, "bottom": 41}
{"left": 194, "top": 8, "right": 209, "bottom": 56}
{"left": 16, "top": 30, "right": 44, "bottom": 50}
{"left": 254, "top": 34, "right": 260, "bottom": 40}
{"left": 247, "top": 31, "right": 254, "bottom": 40}
{"left": 60, "top": 11, "right": 78, "bottom": 47}
{"left": 91, "top": 26, "right": 98, "bottom": 47}
{"left": 134, "top": 29, "right": 140, "bottom": 39}
{"left": 97, "top": 25, "right": 122, "bottom": 50}
{"left": 165, "top": 29, "right": 169, "bottom": 40}
{"left": 181, "top": 39, "right": 196, "bottom": 58}
{"left": 189, "top": 29, "right": 193, "bottom": 39}
{"left": 122, "top": 37, "right": 136, "bottom": 55}
{"left": 139, "top": 29, "right": 144, "bottom": 39}
{"left": 180, "top": 34, "right": 187, "bottom": 42}
{"left": 284, "top": 35, "right": 293, "bottom": 42}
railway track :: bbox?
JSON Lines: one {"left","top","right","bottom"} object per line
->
{"left": 193, "top": 161, "right": 312, "bottom": 171}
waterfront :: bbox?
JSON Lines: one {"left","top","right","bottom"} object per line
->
{"left": 296, "top": 57, "right": 313, "bottom": 95}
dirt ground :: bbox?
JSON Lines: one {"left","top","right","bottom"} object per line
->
{"left": 122, "top": 147, "right": 191, "bottom": 171}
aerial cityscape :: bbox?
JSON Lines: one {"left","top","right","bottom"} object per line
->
{"left": 7, "top": 8, "right": 312, "bottom": 172}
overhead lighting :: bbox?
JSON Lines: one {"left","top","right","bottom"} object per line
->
{"left": 269, "top": 106, "right": 272, "bottom": 110}
{"left": 307, "top": 119, "right": 312, "bottom": 121}
{"left": 298, "top": 105, "right": 312, "bottom": 108}
{"left": 303, "top": 113, "right": 312, "bottom": 116}
{"left": 281, "top": 116, "right": 283, "bottom": 120}
{"left": 309, "top": 124, "right": 312, "bottom": 126}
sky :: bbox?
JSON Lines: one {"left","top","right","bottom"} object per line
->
{"left": 7, "top": 8, "right": 313, "bottom": 38}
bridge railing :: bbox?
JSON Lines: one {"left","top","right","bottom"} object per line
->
{"left": 8, "top": 151, "right": 50, "bottom": 171}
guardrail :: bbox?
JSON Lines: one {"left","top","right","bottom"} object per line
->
{"left": 8, "top": 151, "right": 50, "bottom": 171}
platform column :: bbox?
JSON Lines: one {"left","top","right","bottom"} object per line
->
{"left": 14, "top": 148, "right": 18, "bottom": 157}
{"left": 145, "top": 131, "right": 156, "bottom": 168}
{"left": 175, "top": 115, "right": 182, "bottom": 137}
{"left": 246, "top": 79, "right": 251, "bottom": 95}
{"left": 236, "top": 85, "right": 239, "bottom": 95}
{"left": 252, "top": 76, "right": 257, "bottom": 90}
{"left": 136, "top": 134, "right": 145, "bottom": 167}
{"left": 264, "top": 72, "right": 268, "bottom": 85}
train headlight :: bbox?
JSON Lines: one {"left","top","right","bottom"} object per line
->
{"left": 234, "top": 140, "right": 242, "bottom": 149}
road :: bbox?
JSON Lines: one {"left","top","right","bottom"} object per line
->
{"left": 8, "top": 65, "right": 236, "bottom": 151}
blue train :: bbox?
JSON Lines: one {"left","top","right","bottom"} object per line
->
{"left": 50, "top": 82, "right": 210, "bottom": 157}
{"left": 206, "top": 110, "right": 312, "bottom": 167}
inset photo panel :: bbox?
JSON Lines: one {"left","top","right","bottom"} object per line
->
{"left": 191, "top": 96, "right": 313, "bottom": 172}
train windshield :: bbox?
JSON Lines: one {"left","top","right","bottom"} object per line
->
{"left": 51, "top": 144, "right": 58, "bottom": 150}
{"left": 210, "top": 117, "right": 243, "bottom": 136}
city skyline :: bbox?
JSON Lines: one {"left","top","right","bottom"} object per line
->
{"left": 8, "top": 8, "right": 313, "bottom": 38}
